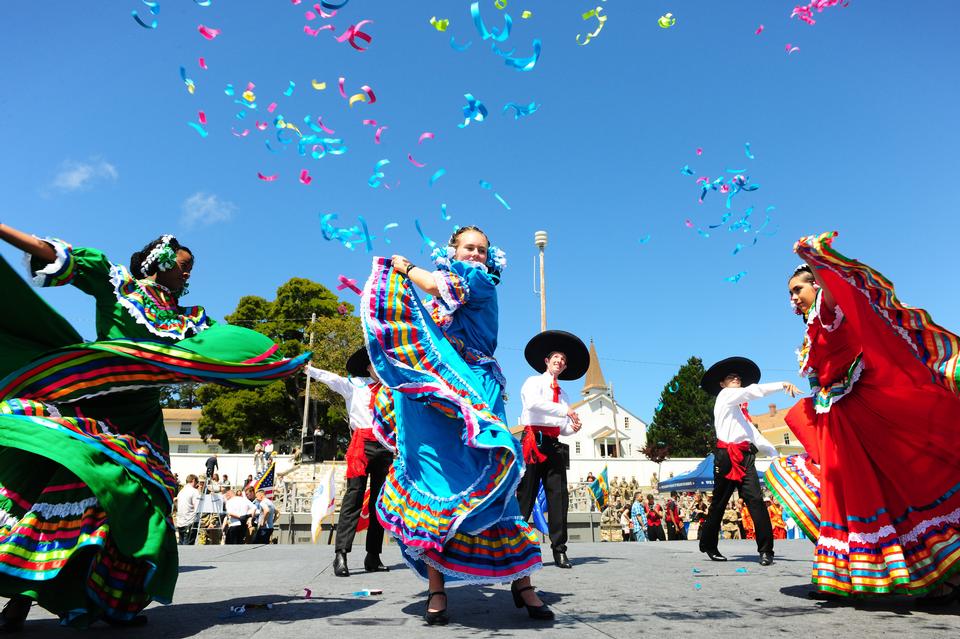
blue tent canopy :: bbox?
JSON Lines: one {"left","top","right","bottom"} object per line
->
{"left": 658, "top": 454, "right": 715, "bottom": 492}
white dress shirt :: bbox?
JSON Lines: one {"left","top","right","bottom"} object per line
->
{"left": 519, "top": 371, "right": 576, "bottom": 436}
{"left": 306, "top": 366, "right": 375, "bottom": 431}
{"left": 713, "top": 383, "right": 781, "bottom": 457}
{"left": 225, "top": 495, "right": 255, "bottom": 526}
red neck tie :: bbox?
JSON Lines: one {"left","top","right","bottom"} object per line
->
{"left": 551, "top": 379, "right": 560, "bottom": 403}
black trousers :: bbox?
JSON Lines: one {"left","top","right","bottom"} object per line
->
{"left": 225, "top": 518, "right": 249, "bottom": 545}
{"left": 177, "top": 524, "right": 197, "bottom": 546}
{"left": 647, "top": 524, "right": 666, "bottom": 541}
{"left": 666, "top": 521, "right": 684, "bottom": 541}
{"left": 517, "top": 434, "right": 569, "bottom": 552}
{"left": 699, "top": 447, "right": 773, "bottom": 555}
{"left": 335, "top": 439, "right": 393, "bottom": 554}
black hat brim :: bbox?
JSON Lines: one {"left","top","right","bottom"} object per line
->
{"left": 700, "top": 356, "right": 761, "bottom": 396}
{"left": 524, "top": 330, "right": 589, "bottom": 381}
{"left": 346, "top": 347, "right": 371, "bottom": 378}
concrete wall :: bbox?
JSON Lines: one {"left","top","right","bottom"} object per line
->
{"left": 170, "top": 453, "right": 294, "bottom": 484}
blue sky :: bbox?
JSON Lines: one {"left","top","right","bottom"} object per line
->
{"left": 2, "top": 1, "right": 959, "bottom": 426}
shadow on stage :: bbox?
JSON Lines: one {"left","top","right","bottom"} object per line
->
{"left": 779, "top": 584, "right": 960, "bottom": 618}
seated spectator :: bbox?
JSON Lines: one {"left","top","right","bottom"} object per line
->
{"left": 221, "top": 474, "right": 232, "bottom": 491}
{"left": 207, "top": 473, "right": 222, "bottom": 494}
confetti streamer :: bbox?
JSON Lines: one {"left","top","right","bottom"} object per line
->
{"left": 187, "top": 122, "right": 208, "bottom": 137}
{"left": 576, "top": 6, "right": 607, "bottom": 46}
{"left": 429, "top": 16, "right": 449, "bottom": 32}
{"left": 257, "top": 172, "right": 278, "bottom": 181}
{"left": 383, "top": 222, "right": 399, "bottom": 244}
{"left": 198, "top": 111, "right": 207, "bottom": 124}
{"left": 745, "top": 142, "right": 755, "bottom": 160}
{"left": 319, "top": 1, "right": 351, "bottom": 11}
{"left": 470, "top": 1, "right": 511, "bottom": 42}
{"left": 224, "top": 83, "right": 235, "bottom": 96}
{"left": 502, "top": 101, "right": 539, "bottom": 119}
{"left": 503, "top": 40, "right": 541, "bottom": 71}
{"left": 657, "top": 13, "right": 676, "bottom": 29}
{"left": 348, "top": 93, "right": 367, "bottom": 107}
{"left": 299, "top": 169, "right": 313, "bottom": 185}
{"left": 725, "top": 271, "right": 747, "bottom": 283}
{"left": 732, "top": 243, "right": 744, "bottom": 255}
{"left": 418, "top": 132, "right": 435, "bottom": 144}
{"left": 231, "top": 128, "right": 249, "bottom": 137}
{"left": 132, "top": 1, "right": 160, "bottom": 29}
{"left": 450, "top": 36, "right": 473, "bottom": 51}
{"left": 668, "top": 381, "right": 680, "bottom": 393}
{"left": 521, "top": 10, "right": 532, "bottom": 18}
{"left": 495, "top": 0, "right": 507, "bottom": 9}
{"left": 304, "top": 24, "right": 335, "bottom": 36}
{"left": 786, "top": 43, "right": 800, "bottom": 54}
{"left": 681, "top": 165, "right": 695, "bottom": 176}
{"left": 696, "top": 148, "right": 703, "bottom": 156}
{"left": 428, "top": 168, "right": 446, "bottom": 187}
{"left": 458, "top": 93, "right": 488, "bottom": 128}
{"left": 242, "top": 90, "right": 256, "bottom": 102}
{"left": 755, "top": 24, "right": 764, "bottom": 35}
{"left": 791, "top": 0, "right": 845, "bottom": 26}
{"left": 179, "top": 66, "right": 196, "bottom": 94}
{"left": 415, "top": 219, "right": 437, "bottom": 253}
{"left": 479, "top": 180, "right": 511, "bottom": 210}
{"left": 304, "top": 115, "right": 335, "bottom": 135}
{"left": 283, "top": 81, "right": 296, "bottom": 97}
{"left": 311, "top": 79, "right": 327, "bottom": 90}
{"left": 198, "top": 24, "right": 221, "bottom": 39}
{"left": 335, "top": 20, "right": 374, "bottom": 51}
{"left": 638, "top": 235, "right": 651, "bottom": 244}
{"left": 407, "top": 154, "right": 427, "bottom": 168}
{"left": 368, "top": 159, "right": 391, "bottom": 188}
{"left": 440, "top": 203, "right": 450, "bottom": 220}
{"left": 337, "top": 275, "right": 362, "bottom": 295}
{"left": 199, "top": 57, "right": 208, "bottom": 69}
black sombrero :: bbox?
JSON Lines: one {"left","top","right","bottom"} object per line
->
{"left": 346, "top": 347, "right": 372, "bottom": 378}
{"left": 700, "top": 356, "right": 761, "bottom": 396}
{"left": 524, "top": 330, "right": 589, "bottom": 381}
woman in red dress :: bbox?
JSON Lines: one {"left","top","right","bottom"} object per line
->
{"left": 766, "top": 232, "right": 960, "bottom": 603}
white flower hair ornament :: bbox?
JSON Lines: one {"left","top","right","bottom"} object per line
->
{"left": 140, "top": 234, "right": 178, "bottom": 275}
{"left": 430, "top": 244, "right": 507, "bottom": 275}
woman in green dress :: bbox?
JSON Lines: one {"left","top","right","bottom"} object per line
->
{"left": 0, "top": 224, "right": 309, "bottom": 631}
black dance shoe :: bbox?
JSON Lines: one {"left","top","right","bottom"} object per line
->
{"left": 552, "top": 551, "right": 572, "bottom": 569}
{"left": 511, "top": 583, "right": 554, "bottom": 620}
{"left": 364, "top": 553, "right": 389, "bottom": 572}
{"left": 424, "top": 592, "right": 449, "bottom": 626}
{"left": 334, "top": 552, "right": 350, "bottom": 577}
{"left": 0, "top": 597, "right": 31, "bottom": 634}
{"left": 759, "top": 552, "right": 775, "bottom": 566}
{"left": 705, "top": 550, "right": 727, "bottom": 562}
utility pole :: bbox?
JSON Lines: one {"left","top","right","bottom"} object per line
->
{"left": 534, "top": 231, "right": 548, "bottom": 332}
{"left": 610, "top": 381, "right": 623, "bottom": 459}
{"left": 300, "top": 312, "right": 316, "bottom": 463}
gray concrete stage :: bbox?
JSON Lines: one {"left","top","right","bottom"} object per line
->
{"left": 19, "top": 540, "right": 960, "bottom": 637}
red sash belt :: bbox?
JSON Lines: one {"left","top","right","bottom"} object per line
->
{"left": 345, "top": 428, "right": 378, "bottom": 479}
{"left": 522, "top": 425, "right": 561, "bottom": 465}
{"left": 717, "top": 440, "right": 752, "bottom": 482}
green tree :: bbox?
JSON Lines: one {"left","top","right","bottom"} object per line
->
{"left": 645, "top": 356, "right": 715, "bottom": 457}
{"left": 196, "top": 277, "right": 362, "bottom": 453}
{"left": 159, "top": 382, "right": 202, "bottom": 409}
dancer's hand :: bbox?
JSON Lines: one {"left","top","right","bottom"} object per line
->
{"left": 391, "top": 255, "right": 412, "bottom": 275}
{"left": 782, "top": 382, "right": 801, "bottom": 397}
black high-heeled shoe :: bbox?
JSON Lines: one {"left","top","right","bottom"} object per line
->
{"left": 424, "top": 591, "right": 449, "bottom": 626}
{"left": 510, "top": 583, "right": 554, "bottom": 620}
{"left": 0, "top": 596, "right": 31, "bottom": 634}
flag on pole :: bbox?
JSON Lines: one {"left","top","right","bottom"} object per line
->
{"left": 356, "top": 488, "right": 371, "bottom": 533}
{"left": 589, "top": 466, "right": 609, "bottom": 511}
{"left": 311, "top": 469, "right": 336, "bottom": 544}
{"left": 251, "top": 461, "right": 276, "bottom": 499}
{"left": 531, "top": 482, "right": 549, "bottom": 535}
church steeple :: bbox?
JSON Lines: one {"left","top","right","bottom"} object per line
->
{"left": 581, "top": 339, "right": 609, "bottom": 396}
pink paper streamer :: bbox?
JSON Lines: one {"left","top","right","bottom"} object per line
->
{"left": 257, "top": 172, "right": 278, "bottom": 181}
{"left": 198, "top": 25, "right": 221, "bottom": 40}
{"left": 407, "top": 154, "right": 427, "bottom": 168}
{"left": 337, "top": 274, "right": 362, "bottom": 295}
{"left": 299, "top": 169, "right": 313, "bottom": 185}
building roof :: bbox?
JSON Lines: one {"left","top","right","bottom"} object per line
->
{"left": 751, "top": 403, "right": 790, "bottom": 433}
{"left": 162, "top": 408, "right": 203, "bottom": 420}
{"left": 581, "top": 340, "right": 608, "bottom": 396}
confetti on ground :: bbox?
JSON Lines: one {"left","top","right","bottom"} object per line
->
{"left": 198, "top": 24, "right": 221, "bottom": 40}
{"left": 257, "top": 172, "right": 278, "bottom": 181}
{"left": 351, "top": 589, "right": 383, "bottom": 597}
{"left": 692, "top": 568, "right": 702, "bottom": 574}
{"left": 658, "top": 13, "right": 676, "bottom": 29}
{"left": 576, "top": 6, "right": 607, "bottom": 46}
{"left": 430, "top": 16, "right": 449, "bottom": 32}
{"left": 303, "top": 589, "right": 312, "bottom": 599}
{"left": 428, "top": 168, "right": 446, "bottom": 187}
{"left": 502, "top": 101, "right": 539, "bottom": 119}
{"left": 725, "top": 271, "right": 747, "bottom": 283}
{"left": 694, "top": 583, "right": 702, "bottom": 590}
{"left": 736, "top": 567, "right": 749, "bottom": 573}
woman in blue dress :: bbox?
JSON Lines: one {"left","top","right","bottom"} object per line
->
{"left": 361, "top": 226, "right": 553, "bottom": 625}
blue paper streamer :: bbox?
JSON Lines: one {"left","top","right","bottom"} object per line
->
{"left": 415, "top": 219, "right": 437, "bottom": 253}
{"left": 503, "top": 39, "right": 542, "bottom": 72}
{"left": 458, "top": 93, "right": 488, "bottom": 128}
{"left": 440, "top": 203, "right": 450, "bottom": 220}
{"left": 187, "top": 122, "right": 208, "bottom": 137}
{"left": 383, "top": 222, "right": 399, "bottom": 244}
{"left": 725, "top": 271, "right": 747, "bottom": 283}
{"left": 502, "top": 101, "right": 539, "bottom": 119}
{"left": 450, "top": 36, "right": 473, "bottom": 51}
{"left": 744, "top": 142, "right": 755, "bottom": 160}
{"left": 470, "top": 1, "right": 511, "bottom": 42}
{"left": 429, "top": 168, "right": 446, "bottom": 187}
{"left": 283, "top": 81, "right": 295, "bottom": 97}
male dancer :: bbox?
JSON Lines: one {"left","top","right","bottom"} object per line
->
{"left": 307, "top": 347, "right": 393, "bottom": 577}
{"left": 698, "top": 357, "right": 799, "bottom": 565}
{"left": 517, "top": 330, "right": 589, "bottom": 569}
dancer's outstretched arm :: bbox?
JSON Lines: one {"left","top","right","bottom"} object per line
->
{"left": 391, "top": 254, "right": 439, "bottom": 296}
{"left": 0, "top": 223, "right": 56, "bottom": 262}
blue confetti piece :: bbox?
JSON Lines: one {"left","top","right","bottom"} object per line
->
{"left": 383, "top": 222, "right": 399, "bottom": 244}
{"left": 493, "top": 193, "right": 511, "bottom": 210}
{"left": 357, "top": 216, "right": 374, "bottom": 252}
{"left": 725, "top": 271, "right": 747, "bottom": 283}
{"left": 736, "top": 567, "right": 749, "bottom": 573}
{"left": 503, "top": 39, "right": 542, "bottom": 72}
{"left": 694, "top": 583, "right": 702, "bottom": 590}
{"left": 415, "top": 219, "right": 437, "bottom": 253}
{"left": 450, "top": 35, "right": 473, "bottom": 51}
{"left": 681, "top": 165, "right": 695, "bottom": 176}
{"left": 638, "top": 235, "right": 651, "bottom": 244}
{"left": 745, "top": 142, "right": 755, "bottom": 160}
{"left": 429, "top": 168, "right": 446, "bottom": 187}
{"left": 470, "top": 1, "right": 511, "bottom": 42}
{"left": 224, "top": 83, "right": 235, "bottom": 96}
{"left": 283, "top": 81, "right": 296, "bottom": 97}
{"left": 502, "top": 101, "right": 540, "bottom": 119}
{"left": 692, "top": 568, "right": 702, "bottom": 574}
{"left": 732, "top": 243, "right": 744, "bottom": 255}
{"left": 186, "top": 122, "right": 208, "bottom": 137}
{"left": 440, "top": 203, "right": 450, "bottom": 220}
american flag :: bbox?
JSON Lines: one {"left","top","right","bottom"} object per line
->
{"left": 252, "top": 461, "right": 276, "bottom": 499}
